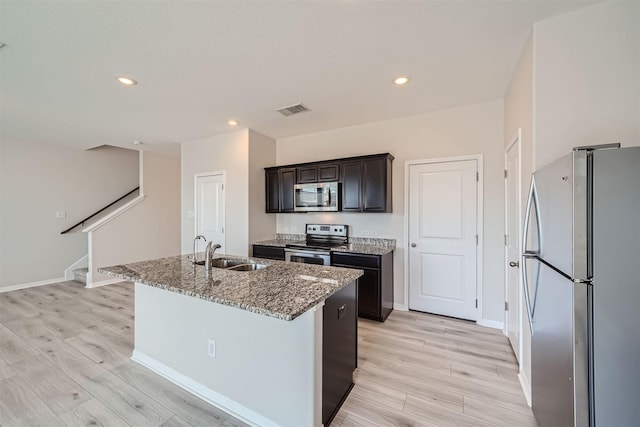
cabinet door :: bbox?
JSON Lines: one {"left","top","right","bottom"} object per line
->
{"left": 252, "top": 245, "right": 285, "bottom": 260}
{"left": 357, "top": 268, "right": 380, "bottom": 318}
{"left": 362, "top": 157, "right": 387, "bottom": 212}
{"left": 279, "top": 168, "right": 296, "bottom": 212}
{"left": 318, "top": 163, "right": 340, "bottom": 182}
{"left": 322, "top": 281, "right": 357, "bottom": 425}
{"left": 265, "top": 169, "right": 280, "bottom": 213}
{"left": 297, "top": 166, "right": 317, "bottom": 183}
{"left": 341, "top": 161, "right": 362, "bottom": 211}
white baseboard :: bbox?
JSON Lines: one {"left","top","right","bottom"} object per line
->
{"left": 477, "top": 318, "right": 504, "bottom": 330}
{"left": 131, "top": 350, "right": 277, "bottom": 427}
{"left": 85, "top": 278, "right": 129, "bottom": 289}
{"left": 64, "top": 255, "right": 89, "bottom": 280}
{"left": 518, "top": 370, "right": 532, "bottom": 407}
{"left": 0, "top": 277, "right": 66, "bottom": 293}
{"left": 393, "top": 303, "right": 408, "bottom": 311}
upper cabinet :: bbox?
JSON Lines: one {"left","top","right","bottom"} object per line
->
{"left": 264, "top": 167, "right": 296, "bottom": 213}
{"left": 341, "top": 155, "right": 392, "bottom": 212}
{"left": 265, "top": 153, "right": 393, "bottom": 213}
{"left": 362, "top": 156, "right": 392, "bottom": 212}
{"left": 279, "top": 168, "right": 296, "bottom": 213}
{"left": 265, "top": 169, "right": 280, "bottom": 213}
{"left": 340, "top": 161, "right": 362, "bottom": 212}
{"left": 297, "top": 163, "right": 340, "bottom": 183}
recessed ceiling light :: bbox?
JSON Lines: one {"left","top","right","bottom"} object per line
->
{"left": 393, "top": 76, "right": 410, "bottom": 86}
{"left": 133, "top": 140, "right": 143, "bottom": 145}
{"left": 117, "top": 76, "right": 137, "bottom": 86}
{"left": 228, "top": 119, "right": 239, "bottom": 126}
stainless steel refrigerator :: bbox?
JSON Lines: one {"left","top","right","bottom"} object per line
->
{"left": 522, "top": 144, "right": 640, "bottom": 427}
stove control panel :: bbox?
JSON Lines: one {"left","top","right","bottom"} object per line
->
{"left": 305, "top": 224, "right": 348, "bottom": 237}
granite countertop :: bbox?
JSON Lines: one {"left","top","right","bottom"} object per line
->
{"left": 98, "top": 254, "right": 363, "bottom": 321}
{"left": 254, "top": 237, "right": 396, "bottom": 256}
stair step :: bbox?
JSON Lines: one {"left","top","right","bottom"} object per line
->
{"left": 72, "top": 268, "right": 88, "bottom": 284}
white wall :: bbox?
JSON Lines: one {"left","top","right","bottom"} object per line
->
{"left": 248, "top": 130, "right": 277, "bottom": 246}
{"left": 534, "top": 0, "right": 640, "bottom": 168}
{"left": 0, "top": 141, "right": 138, "bottom": 289}
{"left": 181, "top": 130, "right": 250, "bottom": 256}
{"left": 504, "top": 32, "right": 534, "bottom": 399}
{"left": 90, "top": 151, "right": 181, "bottom": 284}
{"left": 276, "top": 100, "right": 505, "bottom": 323}
{"left": 181, "top": 130, "right": 277, "bottom": 257}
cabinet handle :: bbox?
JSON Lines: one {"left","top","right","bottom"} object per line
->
{"left": 411, "top": 243, "right": 417, "bottom": 248}
{"left": 509, "top": 261, "right": 519, "bottom": 268}
{"left": 338, "top": 304, "right": 347, "bottom": 319}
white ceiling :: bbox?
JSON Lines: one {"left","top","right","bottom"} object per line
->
{"left": 0, "top": 0, "right": 596, "bottom": 154}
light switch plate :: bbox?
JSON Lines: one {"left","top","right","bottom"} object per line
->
{"left": 56, "top": 211, "right": 66, "bottom": 218}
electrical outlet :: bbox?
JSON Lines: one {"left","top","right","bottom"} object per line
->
{"left": 56, "top": 211, "right": 66, "bottom": 218}
{"left": 291, "top": 226, "right": 298, "bottom": 233}
{"left": 283, "top": 226, "right": 289, "bottom": 233}
{"left": 208, "top": 339, "right": 216, "bottom": 358}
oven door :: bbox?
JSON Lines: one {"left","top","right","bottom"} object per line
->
{"left": 285, "top": 248, "right": 330, "bottom": 265}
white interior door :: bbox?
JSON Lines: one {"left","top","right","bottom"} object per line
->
{"left": 505, "top": 135, "right": 521, "bottom": 359}
{"left": 408, "top": 159, "right": 478, "bottom": 321}
{"left": 195, "top": 173, "right": 225, "bottom": 252}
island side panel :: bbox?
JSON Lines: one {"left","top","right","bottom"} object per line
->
{"left": 132, "top": 282, "right": 323, "bottom": 427}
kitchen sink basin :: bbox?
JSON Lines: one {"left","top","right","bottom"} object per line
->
{"left": 193, "top": 257, "right": 268, "bottom": 271}
{"left": 226, "top": 263, "right": 269, "bottom": 271}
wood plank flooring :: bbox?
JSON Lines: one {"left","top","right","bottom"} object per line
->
{"left": 0, "top": 281, "right": 535, "bottom": 426}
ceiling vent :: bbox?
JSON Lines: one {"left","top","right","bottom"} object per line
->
{"left": 276, "top": 103, "right": 311, "bottom": 117}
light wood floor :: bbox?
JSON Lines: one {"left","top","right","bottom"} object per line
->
{"left": 0, "top": 281, "right": 536, "bottom": 426}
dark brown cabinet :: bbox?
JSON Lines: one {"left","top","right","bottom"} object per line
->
{"left": 297, "top": 163, "right": 340, "bottom": 183}
{"left": 265, "top": 169, "right": 280, "bottom": 213}
{"left": 340, "top": 155, "right": 393, "bottom": 213}
{"left": 279, "top": 168, "right": 296, "bottom": 213}
{"left": 296, "top": 166, "right": 317, "bottom": 183}
{"left": 318, "top": 163, "right": 340, "bottom": 182}
{"left": 331, "top": 251, "right": 394, "bottom": 322}
{"left": 362, "top": 156, "right": 391, "bottom": 212}
{"left": 340, "top": 161, "right": 362, "bottom": 212}
{"left": 322, "top": 280, "right": 357, "bottom": 425}
{"left": 264, "top": 153, "right": 392, "bottom": 213}
{"left": 251, "top": 244, "right": 285, "bottom": 260}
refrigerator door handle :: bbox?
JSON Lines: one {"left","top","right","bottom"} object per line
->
{"left": 522, "top": 179, "right": 541, "bottom": 333}
{"left": 521, "top": 255, "right": 534, "bottom": 333}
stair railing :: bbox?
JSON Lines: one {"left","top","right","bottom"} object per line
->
{"left": 60, "top": 187, "right": 140, "bottom": 234}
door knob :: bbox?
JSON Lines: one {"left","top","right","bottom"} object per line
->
{"left": 509, "top": 261, "right": 519, "bottom": 268}
{"left": 411, "top": 243, "right": 417, "bottom": 248}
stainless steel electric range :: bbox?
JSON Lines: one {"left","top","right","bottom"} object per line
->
{"left": 284, "top": 224, "right": 348, "bottom": 265}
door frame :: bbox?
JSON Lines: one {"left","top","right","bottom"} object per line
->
{"left": 403, "top": 154, "right": 484, "bottom": 323}
{"left": 504, "top": 129, "right": 523, "bottom": 359}
{"left": 194, "top": 171, "right": 226, "bottom": 249}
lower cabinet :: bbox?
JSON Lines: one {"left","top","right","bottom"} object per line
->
{"left": 251, "top": 244, "right": 285, "bottom": 260}
{"left": 331, "top": 251, "right": 393, "bottom": 322}
{"left": 323, "top": 280, "right": 357, "bottom": 426}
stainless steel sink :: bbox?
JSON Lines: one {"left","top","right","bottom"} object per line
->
{"left": 194, "top": 257, "right": 268, "bottom": 271}
{"left": 226, "top": 263, "right": 268, "bottom": 271}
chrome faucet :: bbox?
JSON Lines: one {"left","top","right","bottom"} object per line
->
{"left": 192, "top": 235, "right": 207, "bottom": 265}
{"left": 205, "top": 242, "right": 222, "bottom": 273}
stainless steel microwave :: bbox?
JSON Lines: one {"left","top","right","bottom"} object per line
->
{"left": 293, "top": 182, "right": 339, "bottom": 212}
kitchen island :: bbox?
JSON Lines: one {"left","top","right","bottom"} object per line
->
{"left": 99, "top": 254, "right": 362, "bottom": 427}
